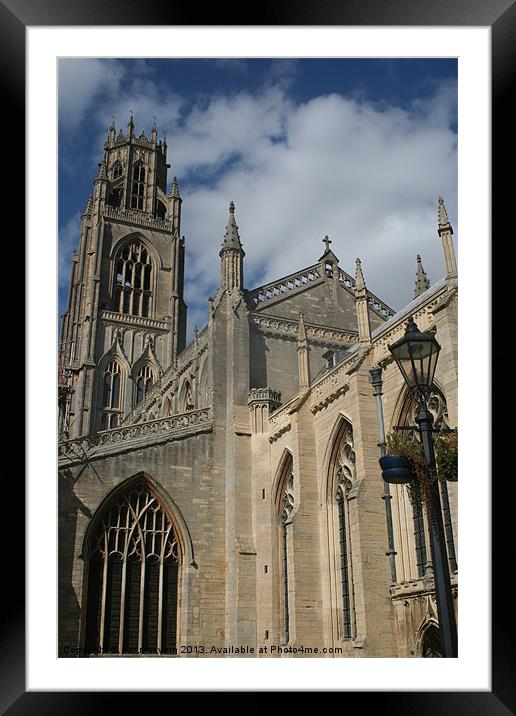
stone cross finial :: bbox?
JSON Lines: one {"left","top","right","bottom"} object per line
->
{"left": 323, "top": 235, "right": 332, "bottom": 251}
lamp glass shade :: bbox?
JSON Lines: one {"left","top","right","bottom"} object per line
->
{"left": 388, "top": 317, "right": 441, "bottom": 395}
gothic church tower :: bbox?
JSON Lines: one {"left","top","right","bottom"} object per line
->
{"left": 59, "top": 117, "right": 187, "bottom": 439}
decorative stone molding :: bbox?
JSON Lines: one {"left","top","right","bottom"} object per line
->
{"left": 250, "top": 313, "right": 359, "bottom": 347}
{"left": 101, "top": 310, "right": 170, "bottom": 333}
{"left": 59, "top": 407, "right": 213, "bottom": 464}
{"left": 268, "top": 423, "right": 292, "bottom": 444}
{"left": 310, "top": 383, "right": 349, "bottom": 414}
{"left": 248, "top": 387, "right": 282, "bottom": 406}
{"left": 103, "top": 205, "right": 175, "bottom": 233}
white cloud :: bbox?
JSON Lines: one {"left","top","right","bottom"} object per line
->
{"left": 58, "top": 59, "right": 126, "bottom": 129}
{"left": 177, "top": 84, "right": 457, "bottom": 329}
{"left": 58, "top": 62, "right": 457, "bottom": 343}
{"left": 58, "top": 211, "right": 82, "bottom": 308}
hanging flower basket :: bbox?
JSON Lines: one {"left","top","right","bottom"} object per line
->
{"left": 434, "top": 430, "right": 458, "bottom": 482}
{"left": 379, "top": 454, "right": 415, "bottom": 484}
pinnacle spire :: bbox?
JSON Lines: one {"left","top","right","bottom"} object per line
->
{"left": 414, "top": 254, "right": 430, "bottom": 297}
{"left": 355, "top": 257, "right": 366, "bottom": 291}
{"left": 297, "top": 313, "right": 310, "bottom": 390}
{"left": 438, "top": 196, "right": 451, "bottom": 231}
{"left": 222, "top": 201, "right": 243, "bottom": 250}
{"left": 83, "top": 194, "right": 93, "bottom": 215}
{"left": 171, "top": 176, "right": 180, "bottom": 198}
{"left": 437, "top": 195, "right": 457, "bottom": 279}
{"left": 96, "top": 161, "right": 107, "bottom": 180}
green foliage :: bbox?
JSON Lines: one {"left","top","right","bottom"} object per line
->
{"left": 385, "top": 428, "right": 458, "bottom": 515}
{"left": 435, "top": 430, "right": 458, "bottom": 482}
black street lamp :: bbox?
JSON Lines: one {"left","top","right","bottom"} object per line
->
{"left": 388, "top": 315, "right": 458, "bottom": 658}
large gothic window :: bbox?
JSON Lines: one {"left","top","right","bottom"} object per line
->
{"left": 131, "top": 162, "right": 145, "bottom": 210}
{"left": 328, "top": 420, "right": 356, "bottom": 640}
{"left": 278, "top": 454, "right": 294, "bottom": 645}
{"left": 398, "top": 387, "right": 458, "bottom": 576}
{"left": 84, "top": 480, "right": 180, "bottom": 655}
{"left": 114, "top": 241, "right": 153, "bottom": 317}
{"left": 135, "top": 365, "right": 155, "bottom": 406}
{"left": 101, "top": 361, "right": 122, "bottom": 430}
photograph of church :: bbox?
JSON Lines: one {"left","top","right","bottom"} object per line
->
{"left": 57, "top": 59, "right": 458, "bottom": 658}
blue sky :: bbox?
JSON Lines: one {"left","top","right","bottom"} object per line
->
{"left": 58, "top": 58, "right": 457, "bottom": 341}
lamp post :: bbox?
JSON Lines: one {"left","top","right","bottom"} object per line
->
{"left": 369, "top": 367, "right": 397, "bottom": 584}
{"left": 387, "top": 316, "right": 458, "bottom": 658}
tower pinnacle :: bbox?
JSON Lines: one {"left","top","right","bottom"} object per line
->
{"left": 354, "top": 257, "right": 371, "bottom": 344}
{"left": 220, "top": 202, "right": 245, "bottom": 291}
{"left": 414, "top": 254, "right": 430, "bottom": 297}
{"left": 437, "top": 196, "right": 457, "bottom": 279}
{"left": 222, "top": 201, "right": 243, "bottom": 250}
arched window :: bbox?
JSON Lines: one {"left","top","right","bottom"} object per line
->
{"left": 277, "top": 454, "right": 294, "bottom": 645}
{"left": 112, "top": 161, "right": 123, "bottom": 181}
{"left": 101, "top": 361, "right": 122, "bottom": 430}
{"left": 114, "top": 241, "right": 153, "bottom": 317}
{"left": 83, "top": 479, "right": 180, "bottom": 655}
{"left": 420, "top": 623, "right": 442, "bottom": 658}
{"left": 131, "top": 162, "right": 145, "bottom": 210}
{"left": 398, "top": 387, "right": 457, "bottom": 576}
{"left": 329, "top": 420, "right": 356, "bottom": 640}
{"left": 135, "top": 365, "right": 154, "bottom": 406}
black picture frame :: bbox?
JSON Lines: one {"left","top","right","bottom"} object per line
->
{"left": 8, "top": 0, "right": 511, "bottom": 709}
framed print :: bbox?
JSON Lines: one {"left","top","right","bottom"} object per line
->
{"left": 7, "top": 0, "right": 513, "bottom": 709}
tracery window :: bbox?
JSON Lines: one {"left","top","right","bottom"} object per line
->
{"left": 330, "top": 420, "right": 356, "bottom": 640}
{"left": 279, "top": 456, "right": 294, "bottom": 645}
{"left": 84, "top": 480, "right": 180, "bottom": 655}
{"left": 112, "top": 161, "right": 123, "bottom": 180}
{"left": 131, "top": 162, "right": 145, "bottom": 210}
{"left": 101, "top": 360, "right": 122, "bottom": 430}
{"left": 114, "top": 241, "right": 153, "bottom": 317}
{"left": 135, "top": 365, "right": 154, "bottom": 406}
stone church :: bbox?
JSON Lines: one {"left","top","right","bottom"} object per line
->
{"left": 58, "top": 117, "right": 458, "bottom": 658}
